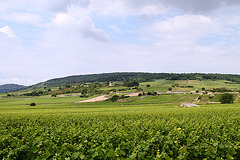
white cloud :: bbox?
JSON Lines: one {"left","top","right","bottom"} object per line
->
{"left": 38, "top": 0, "right": 90, "bottom": 12}
{"left": 162, "top": 0, "right": 240, "bottom": 13}
{"left": 90, "top": 0, "right": 168, "bottom": 16}
{"left": 143, "top": 15, "right": 220, "bottom": 44}
{"left": 6, "top": 12, "right": 43, "bottom": 24}
{"left": 0, "top": 2, "right": 7, "bottom": 10}
{"left": 50, "top": 13, "right": 109, "bottom": 41}
{"left": 0, "top": 0, "right": 239, "bottom": 85}
{"left": 0, "top": 26, "right": 15, "bottom": 38}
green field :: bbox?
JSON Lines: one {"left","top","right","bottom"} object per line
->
{"left": 1, "top": 93, "right": 240, "bottom": 159}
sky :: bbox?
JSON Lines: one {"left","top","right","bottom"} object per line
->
{"left": 0, "top": 0, "right": 240, "bottom": 85}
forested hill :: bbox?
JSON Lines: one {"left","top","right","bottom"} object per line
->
{"left": 33, "top": 72, "right": 240, "bottom": 87}
{"left": 0, "top": 84, "right": 26, "bottom": 93}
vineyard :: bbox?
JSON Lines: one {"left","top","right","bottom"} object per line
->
{"left": 1, "top": 96, "right": 240, "bottom": 159}
{"left": 1, "top": 78, "right": 240, "bottom": 159}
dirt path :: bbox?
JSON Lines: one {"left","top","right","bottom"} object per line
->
{"left": 127, "top": 92, "right": 141, "bottom": 97}
{"left": 57, "top": 94, "right": 81, "bottom": 97}
{"left": 74, "top": 95, "right": 109, "bottom": 103}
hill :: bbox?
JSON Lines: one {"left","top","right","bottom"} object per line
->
{"left": 0, "top": 84, "right": 26, "bottom": 93}
{"left": 31, "top": 72, "right": 240, "bottom": 87}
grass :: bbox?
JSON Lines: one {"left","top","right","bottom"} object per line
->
{"left": 139, "top": 79, "right": 240, "bottom": 92}
{"left": 1, "top": 93, "right": 238, "bottom": 116}
{"left": 126, "top": 94, "right": 199, "bottom": 105}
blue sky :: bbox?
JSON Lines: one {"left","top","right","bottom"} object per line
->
{"left": 0, "top": 0, "right": 240, "bottom": 85}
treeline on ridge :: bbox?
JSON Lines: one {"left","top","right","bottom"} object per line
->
{"left": 33, "top": 72, "right": 240, "bottom": 87}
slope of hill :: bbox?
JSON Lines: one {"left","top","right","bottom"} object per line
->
{"left": 0, "top": 84, "right": 26, "bottom": 93}
{"left": 31, "top": 72, "right": 240, "bottom": 88}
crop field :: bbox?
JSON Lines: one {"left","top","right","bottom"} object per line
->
{"left": 1, "top": 94, "right": 240, "bottom": 159}
{"left": 138, "top": 79, "right": 240, "bottom": 93}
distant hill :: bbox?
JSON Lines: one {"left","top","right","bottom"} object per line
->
{"left": 0, "top": 84, "right": 26, "bottom": 93}
{"left": 30, "top": 72, "right": 240, "bottom": 88}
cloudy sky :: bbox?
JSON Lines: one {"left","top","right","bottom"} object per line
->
{"left": 0, "top": 0, "right": 240, "bottom": 85}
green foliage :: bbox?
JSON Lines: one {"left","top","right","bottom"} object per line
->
{"left": 79, "top": 94, "right": 89, "bottom": 98}
{"left": 65, "top": 85, "right": 71, "bottom": 88}
{"left": 211, "top": 88, "right": 233, "bottom": 92}
{"left": 1, "top": 102, "right": 240, "bottom": 159}
{"left": 110, "top": 89, "right": 116, "bottom": 92}
{"left": 220, "top": 93, "right": 234, "bottom": 104}
{"left": 23, "top": 90, "right": 44, "bottom": 96}
{"left": 80, "top": 87, "right": 88, "bottom": 94}
{"left": 1, "top": 76, "right": 240, "bottom": 159}
{"left": 30, "top": 103, "right": 36, "bottom": 106}
{"left": 147, "top": 91, "right": 152, "bottom": 95}
{"left": 51, "top": 94, "right": 57, "bottom": 97}
{"left": 146, "top": 91, "right": 158, "bottom": 96}
{"left": 126, "top": 81, "right": 139, "bottom": 87}
{"left": 109, "top": 95, "right": 119, "bottom": 102}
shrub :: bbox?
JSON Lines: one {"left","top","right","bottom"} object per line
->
{"left": 110, "top": 95, "right": 119, "bottom": 102}
{"left": 51, "top": 94, "right": 57, "bottom": 97}
{"left": 211, "top": 88, "right": 232, "bottom": 92}
{"left": 147, "top": 92, "right": 152, "bottom": 95}
{"left": 65, "top": 85, "right": 71, "bottom": 88}
{"left": 30, "top": 103, "right": 36, "bottom": 106}
{"left": 110, "top": 89, "right": 116, "bottom": 92}
{"left": 152, "top": 92, "right": 158, "bottom": 96}
{"left": 126, "top": 81, "right": 139, "bottom": 87}
{"left": 219, "top": 93, "right": 234, "bottom": 104}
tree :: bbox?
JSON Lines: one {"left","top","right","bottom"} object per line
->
{"left": 147, "top": 92, "right": 152, "bottom": 95}
{"left": 110, "top": 95, "right": 119, "bottom": 102}
{"left": 65, "top": 85, "right": 71, "bottom": 88}
{"left": 219, "top": 93, "right": 234, "bottom": 104}
{"left": 51, "top": 94, "right": 57, "bottom": 97}
{"left": 126, "top": 81, "right": 139, "bottom": 87}
{"left": 30, "top": 103, "right": 36, "bottom": 106}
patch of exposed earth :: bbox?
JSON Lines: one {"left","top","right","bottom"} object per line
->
{"left": 75, "top": 95, "right": 110, "bottom": 103}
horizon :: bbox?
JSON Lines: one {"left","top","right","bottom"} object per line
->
{"left": 1, "top": 71, "right": 240, "bottom": 86}
{"left": 1, "top": 1, "right": 240, "bottom": 85}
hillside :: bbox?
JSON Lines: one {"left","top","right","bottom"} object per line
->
{"left": 0, "top": 84, "right": 25, "bottom": 93}
{"left": 31, "top": 72, "right": 240, "bottom": 87}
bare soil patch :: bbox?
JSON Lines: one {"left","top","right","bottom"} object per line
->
{"left": 75, "top": 95, "right": 109, "bottom": 103}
